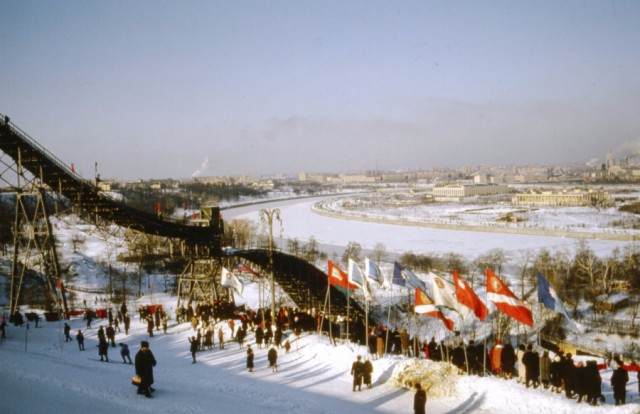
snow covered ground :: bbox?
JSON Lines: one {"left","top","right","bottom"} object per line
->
{"left": 2, "top": 195, "right": 640, "bottom": 413}
{"left": 223, "top": 197, "right": 634, "bottom": 260}
{"left": 1, "top": 289, "right": 639, "bottom": 414}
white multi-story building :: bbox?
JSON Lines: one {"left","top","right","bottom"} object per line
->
{"left": 432, "top": 184, "right": 509, "bottom": 202}
{"left": 512, "top": 188, "right": 613, "bottom": 206}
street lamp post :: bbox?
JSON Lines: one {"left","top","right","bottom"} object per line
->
{"left": 259, "top": 208, "right": 281, "bottom": 327}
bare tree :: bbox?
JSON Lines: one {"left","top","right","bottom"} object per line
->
{"left": 572, "top": 240, "right": 600, "bottom": 303}
{"left": 473, "top": 248, "right": 509, "bottom": 276}
{"left": 302, "top": 236, "right": 323, "bottom": 264}
{"left": 341, "top": 241, "right": 362, "bottom": 267}
{"left": 372, "top": 242, "right": 387, "bottom": 264}
{"left": 515, "top": 249, "right": 534, "bottom": 298}
{"left": 441, "top": 252, "right": 468, "bottom": 275}
{"left": 287, "top": 238, "right": 301, "bottom": 256}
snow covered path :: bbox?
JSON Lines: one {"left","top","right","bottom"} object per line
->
{"left": 1, "top": 310, "right": 638, "bottom": 414}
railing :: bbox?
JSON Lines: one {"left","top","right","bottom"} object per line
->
{"left": 0, "top": 112, "right": 98, "bottom": 190}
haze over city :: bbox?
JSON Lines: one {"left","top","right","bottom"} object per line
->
{"left": 2, "top": 1, "right": 640, "bottom": 180}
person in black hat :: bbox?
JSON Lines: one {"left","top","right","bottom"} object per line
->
{"left": 135, "top": 341, "right": 157, "bottom": 398}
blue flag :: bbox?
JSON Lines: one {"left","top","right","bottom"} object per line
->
{"left": 392, "top": 262, "right": 407, "bottom": 287}
{"left": 393, "top": 262, "right": 427, "bottom": 293}
{"left": 537, "top": 272, "right": 572, "bottom": 322}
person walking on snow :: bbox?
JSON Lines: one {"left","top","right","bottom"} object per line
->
{"left": 363, "top": 357, "right": 373, "bottom": 389}
{"left": 64, "top": 323, "right": 72, "bottom": 342}
{"left": 351, "top": 355, "right": 364, "bottom": 392}
{"left": 76, "top": 330, "right": 85, "bottom": 351}
{"left": 135, "top": 340, "right": 157, "bottom": 398}
{"left": 268, "top": 345, "right": 278, "bottom": 372}
{"left": 189, "top": 336, "right": 198, "bottom": 363}
{"left": 246, "top": 345, "right": 254, "bottom": 372}
{"left": 119, "top": 343, "right": 132, "bottom": 364}
{"left": 414, "top": 383, "right": 427, "bottom": 414}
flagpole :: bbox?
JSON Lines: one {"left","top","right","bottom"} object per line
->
{"left": 461, "top": 315, "right": 470, "bottom": 375}
{"left": 365, "top": 299, "right": 369, "bottom": 352}
{"left": 385, "top": 288, "right": 393, "bottom": 358}
{"left": 483, "top": 336, "right": 488, "bottom": 377}
{"left": 319, "top": 279, "right": 330, "bottom": 336}
{"left": 346, "top": 287, "right": 350, "bottom": 345}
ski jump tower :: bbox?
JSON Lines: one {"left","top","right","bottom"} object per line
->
{"left": 0, "top": 113, "right": 223, "bottom": 316}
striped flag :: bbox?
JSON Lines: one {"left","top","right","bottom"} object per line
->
{"left": 414, "top": 289, "right": 454, "bottom": 331}
{"left": 486, "top": 269, "right": 532, "bottom": 327}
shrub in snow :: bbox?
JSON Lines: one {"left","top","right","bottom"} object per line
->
{"left": 390, "top": 359, "right": 460, "bottom": 398}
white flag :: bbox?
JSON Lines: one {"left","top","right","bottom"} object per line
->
{"left": 428, "top": 272, "right": 470, "bottom": 317}
{"left": 221, "top": 267, "right": 244, "bottom": 296}
{"left": 365, "top": 257, "right": 387, "bottom": 288}
{"left": 348, "top": 259, "right": 370, "bottom": 300}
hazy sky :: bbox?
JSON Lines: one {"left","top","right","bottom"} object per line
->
{"left": 2, "top": 1, "right": 639, "bottom": 180}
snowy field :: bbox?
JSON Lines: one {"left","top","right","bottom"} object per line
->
{"left": 2, "top": 288, "right": 639, "bottom": 414}
{"left": 223, "top": 197, "right": 634, "bottom": 261}
{"left": 1, "top": 195, "right": 639, "bottom": 413}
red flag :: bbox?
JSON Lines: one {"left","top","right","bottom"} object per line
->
{"left": 56, "top": 278, "right": 66, "bottom": 293}
{"left": 452, "top": 271, "right": 489, "bottom": 321}
{"left": 328, "top": 261, "right": 358, "bottom": 291}
{"left": 414, "top": 289, "right": 454, "bottom": 331}
{"left": 486, "top": 269, "right": 533, "bottom": 327}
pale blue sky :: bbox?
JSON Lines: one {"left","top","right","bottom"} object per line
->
{"left": 1, "top": 1, "right": 639, "bottom": 179}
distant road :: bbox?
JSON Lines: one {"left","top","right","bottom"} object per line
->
{"left": 311, "top": 201, "right": 638, "bottom": 242}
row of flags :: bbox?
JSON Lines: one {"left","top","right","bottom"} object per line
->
{"left": 220, "top": 257, "right": 574, "bottom": 333}
{"left": 326, "top": 259, "right": 574, "bottom": 332}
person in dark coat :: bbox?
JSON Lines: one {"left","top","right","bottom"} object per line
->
{"left": 522, "top": 344, "right": 540, "bottom": 388}
{"left": 64, "top": 323, "right": 72, "bottom": 342}
{"left": 76, "top": 330, "right": 85, "bottom": 351}
{"left": 135, "top": 340, "right": 156, "bottom": 398}
{"left": 585, "top": 360, "right": 602, "bottom": 406}
{"left": 414, "top": 383, "right": 427, "bottom": 414}
{"left": 246, "top": 345, "right": 255, "bottom": 372}
{"left": 561, "top": 353, "right": 576, "bottom": 398}
{"left": 189, "top": 336, "right": 198, "bottom": 363}
{"left": 119, "top": 343, "right": 132, "bottom": 364}
{"left": 611, "top": 361, "right": 629, "bottom": 405}
{"left": 123, "top": 313, "right": 131, "bottom": 335}
{"left": 351, "top": 355, "right": 364, "bottom": 392}
{"left": 255, "top": 325, "right": 264, "bottom": 349}
{"left": 500, "top": 341, "right": 516, "bottom": 379}
{"left": 363, "top": 357, "right": 373, "bottom": 389}
{"left": 98, "top": 336, "right": 109, "bottom": 362}
{"left": 573, "top": 361, "right": 588, "bottom": 402}
{"left": 550, "top": 355, "right": 563, "bottom": 393}
{"left": 106, "top": 325, "right": 116, "bottom": 347}
{"left": 451, "top": 345, "right": 466, "bottom": 372}
{"left": 268, "top": 345, "right": 278, "bottom": 372}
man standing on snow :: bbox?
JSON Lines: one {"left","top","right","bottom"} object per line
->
{"left": 189, "top": 336, "right": 198, "bottom": 363}
{"left": 135, "top": 340, "right": 156, "bottom": 398}
{"left": 611, "top": 360, "right": 629, "bottom": 405}
{"left": 268, "top": 345, "right": 278, "bottom": 372}
{"left": 414, "top": 383, "right": 427, "bottom": 414}
{"left": 76, "top": 330, "right": 85, "bottom": 350}
{"left": 351, "top": 355, "right": 364, "bottom": 391}
{"left": 246, "top": 345, "right": 255, "bottom": 372}
{"left": 64, "top": 323, "right": 72, "bottom": 342}
{"left": 218, "top": 326, "right": 225, "bottom": 350}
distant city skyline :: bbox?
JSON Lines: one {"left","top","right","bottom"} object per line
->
{"left": 2, "top": 1, "right": 639, "bottom": 180}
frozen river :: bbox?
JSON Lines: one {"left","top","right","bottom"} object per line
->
{"left": 221, "top": 196, "right": 634, "bottom": 262}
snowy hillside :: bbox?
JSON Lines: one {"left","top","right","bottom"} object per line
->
{"left": 1, "top": 290, "right": 639, "bottom": 414}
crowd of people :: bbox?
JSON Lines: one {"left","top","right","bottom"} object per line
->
{"left": 4, "top": 300, "right": 638, "bottom": 408}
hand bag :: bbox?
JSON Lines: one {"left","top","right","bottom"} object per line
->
{"left": 132, "top": 375, "right": 142, "bottom": 386}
